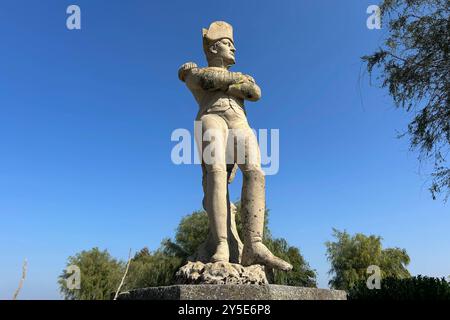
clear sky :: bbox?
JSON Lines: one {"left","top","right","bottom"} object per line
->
{"left": 0, "top": 0, "right": 448, "bottom": 299}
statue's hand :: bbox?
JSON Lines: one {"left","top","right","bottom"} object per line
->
{"left": 230, "top": 73, "right": 256, "bottom": 85}
{"left": 178, "top": 62, "right": 198, "bottom": 82}
{"left": 227, "top": 72, "right": 256, "bottom": 87}
{"left": 225, "top": 72, "right": 260, "bottom": 101}
{"left": 227, "top": 81, "right": 261, "bottom": 102}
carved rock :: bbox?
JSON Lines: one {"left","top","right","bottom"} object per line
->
{"left": 175, "top": 261, "right": 268, "bottom": 285}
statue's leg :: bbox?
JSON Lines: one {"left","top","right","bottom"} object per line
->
{"left": 198, "top": 113, "right": 230, "bottom": 263}
{"left": 235, "top": 123, "right": 293, "bottom": 271}
{"left": 190, "top": 163, "right": 243, "bottom": 263}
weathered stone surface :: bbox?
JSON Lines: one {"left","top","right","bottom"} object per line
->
{"left": 117, "top": 285, "right": 347, "bottom": 300}
{"left": 175, "top": 261, "right": 268, "bottom": 285}
{"left": 178, "top": 21, "right": 293, "bottom": 272}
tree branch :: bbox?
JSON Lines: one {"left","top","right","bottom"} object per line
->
{"left": 12, "top": 259, "right": 27, "bottom": 300}
{"left": 113, "top": 249, "right": 132, "bottom": 300}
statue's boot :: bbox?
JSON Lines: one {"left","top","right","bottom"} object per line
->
{"left": 206, "top": 170, "right": 230, "bottom": 263}
{"left": 240, "top": 168, "right": 293, "bottom": 271}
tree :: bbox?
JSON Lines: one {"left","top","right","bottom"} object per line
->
{"left": 124, "top": 246, "right": 183, "bottom": 290}
{"left": 172, "top": 210, "right": 211, "bottom": 258}
{"left": 169, "top": 202, "right": 271, "bottom": 259}
{"left": 265, "top": 238, "right": 317, "bottom": 287}
{"left": 349, "top": 275, "right": 450, "bottom": 300}
{"left": 61, "top": 204, "right": 317, "bottom": 296}
{"left": 58, "top": 247, "right": 123, "bottom": 300}
{"left": 325, "top": 229, "right": 410, "bottom": 290}
{"left": 162, "top": 203, "right": 317, "bottom": 287}
{"left": 363, "top": 0, "right": 450, "bottom": 200}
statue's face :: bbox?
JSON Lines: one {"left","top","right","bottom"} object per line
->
{"left": 210, "top": 38, "right": 236, "bottom": 65}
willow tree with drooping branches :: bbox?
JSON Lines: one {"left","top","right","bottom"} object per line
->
{"left": 363, "top": 0, "right": 449, "bottom": 200}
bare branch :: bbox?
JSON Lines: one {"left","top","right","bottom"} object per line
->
{"left": 113, "top": 249, "right": 132, "bottom": 300}
{"left": 12, "top": 259, "right": 27, "bottom": 300}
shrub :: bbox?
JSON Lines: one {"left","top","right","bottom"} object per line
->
{"left": 348, "top": 275, "right": 450, "bottom": 300}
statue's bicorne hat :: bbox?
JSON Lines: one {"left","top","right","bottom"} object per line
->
{"left": 202, "top": 21, "right": 234, "bottom": 45}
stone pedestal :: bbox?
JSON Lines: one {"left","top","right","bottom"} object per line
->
{"left": 117, "top": 285, "right": 347, "bottom": 300}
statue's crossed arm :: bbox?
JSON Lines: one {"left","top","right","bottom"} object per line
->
{"left": 178, "top": 62, "right": 261, "bottom": 101}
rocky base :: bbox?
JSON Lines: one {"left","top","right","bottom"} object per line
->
{"left": 175, "top": 261, "right": 268, "bottom": 285}
{"left": 117, "top": 284, "right": 347, "bottom": 300}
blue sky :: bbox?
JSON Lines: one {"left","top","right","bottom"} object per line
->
{"left": 0, "top": 0, "right": 448, "bottom": 299}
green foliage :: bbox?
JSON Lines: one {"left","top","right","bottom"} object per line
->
{"left": 169, "top": 202, "right": 272, "bottom": 259}
{"left": 60, "top": 203, "right": 317, "bottom": 297}
{"left": 124, "top": 246, "right": 183, "bottom": 290}
{"left": 166, "top": 203, "right": 317, "bottom": 287}
{"left": 349, "top": 275, "right": 450, "bottom": 300}
{"left": 265, "top": 238, "right": 317, "bottom": 287}
{"left": 363, "top": 0, "right": 450, "bottom": 200}
{"left": 174, "top": 210, "right": 210, "bottom": 257}
{"left": 325, "top": 229, "right": 410, "bottom": 290}
{"left": 58, "top": 247, "right": 123, "bottom": 300}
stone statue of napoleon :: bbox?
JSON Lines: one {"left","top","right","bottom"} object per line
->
{"left": 178, "top": 21, "right": 292, "bottom": 275}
